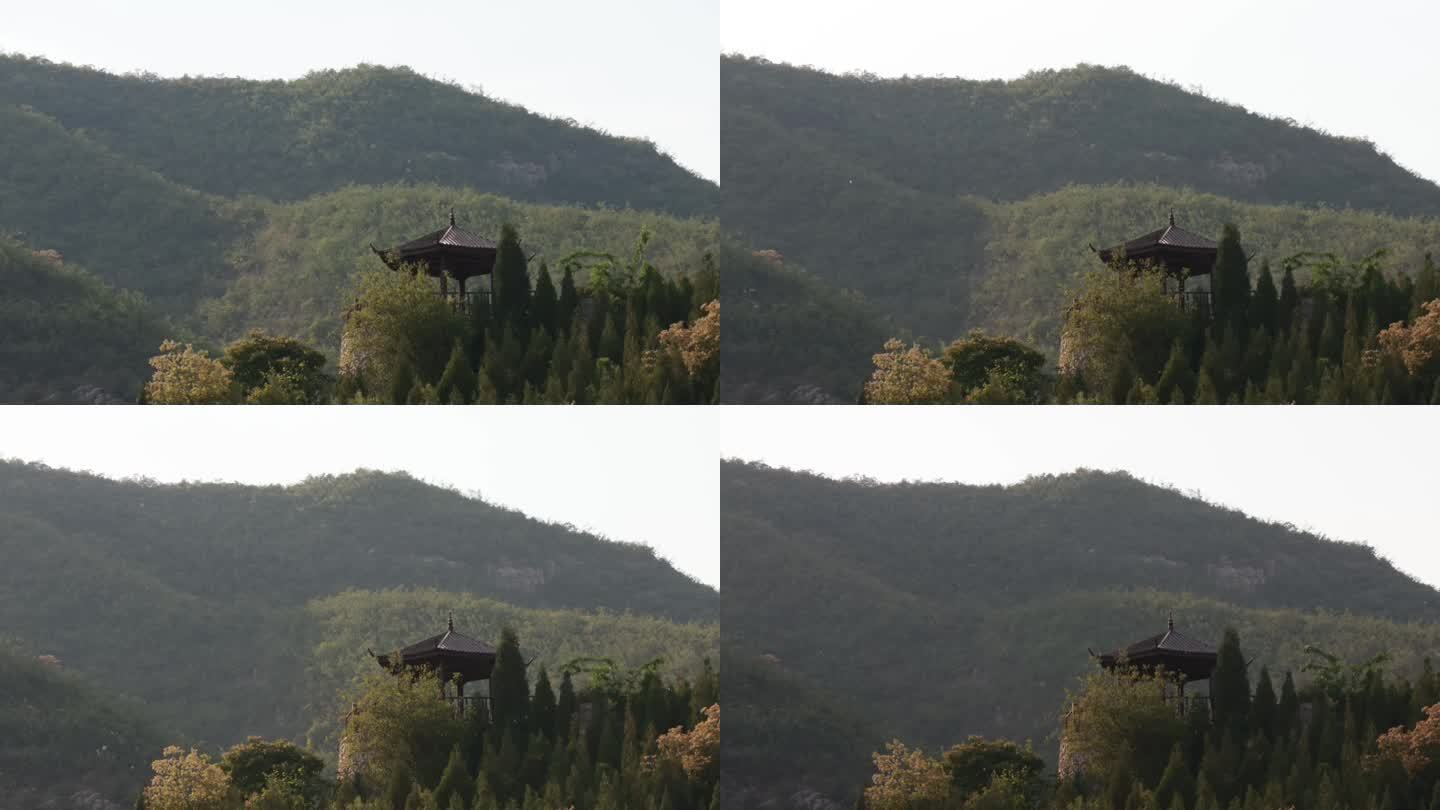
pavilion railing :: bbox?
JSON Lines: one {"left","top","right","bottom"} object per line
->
{"left": 449, "top": 695, "right": 491, "bottom": 719}
{"left": 437, "top": 288, "right": 491, "bottom": 314}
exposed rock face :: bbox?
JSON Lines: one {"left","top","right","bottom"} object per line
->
{"left": 491, "top": 562, "right": 547, "bottom": 591}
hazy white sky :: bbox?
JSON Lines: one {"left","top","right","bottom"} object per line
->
{"left": 0, "top": 407, "right": 720, "bottom": 588}
{"left": 722, "top": 0, "right": 1440, "bottom": 186}
{"left": 0, "top": 0, "right": 719, "bottom": 182}
{"left": 722, "top": 407, "right": 1440, "bottom": 590}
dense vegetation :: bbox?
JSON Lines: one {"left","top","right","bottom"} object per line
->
{"left": 0, "top": 236, "right": 169, "bottom": 402}
{"left": 719, "top": 56, "right": 1440, "bottom": 402}
{"left": 862, "top": 223, "right": 1440, "bottom": 404}
{"left": 0, "top": 461, "right": 717, "bottom": 805}
{"left": 721, "top": 241, "right": 888, "bottom": 403}
{"left": 720, "top": 461, "right": 1440, "bottom": 808}
{"left": 133, "top": 633, "right": 718, "bottom": 810}
{"left": 0, "top": 54, "right": 718, "bottom": 401}
{"left": 858, "top": 634, "right": 1440, "bottom": 810}
{"left": 0, "top": 640, "right": 166, "bottom": 810}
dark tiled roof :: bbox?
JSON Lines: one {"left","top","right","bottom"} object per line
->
{"left": 396, "top": 224, "right": 497, "bottom": 255}
{"left": 400, "top": 629, "right": 496, "bottom": 658}
{"left": 1115, "top": 626, "right": 1216, "bottom": 658}
{"left": 1103, "top": 219, "right": 1217, "bottom": 258}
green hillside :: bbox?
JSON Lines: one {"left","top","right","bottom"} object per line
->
{"left": 0, "top": 237, "right": 169, "bottom": 402}
{"left": 0, "top": 53, "right": 718, "bottom": 400}
{"left": 719, "top": 56, "right": 1440, "bottom": 402}
{"left": 720, "top": 461, "right": 1440, "bottom": 808}
{"left": 0, "top": 103, "right": 244, "bottom": 306}
{"left": 721, "top": 241, "right": 889, "bottom": 403}
{"left": 0, "top": 641, "right": 166, "bottom": 810}
{"left": 0, "top": 460, "right": 717, "bottom": 751}
{"left": 0, "top": 55, "right": 715, "bottom": 218}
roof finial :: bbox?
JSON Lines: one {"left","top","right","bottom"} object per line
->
{"left": 449, "top": 208, "right": 456, "bottom": 227}
{"left": 1169, "top": 210, "right": 1175, "bottom": 227}
{"left": 448, "top": 610, "right": 454, "bottom": 633}
{"left": 1168, "top": 611, "right": 1174, "bottom": 632}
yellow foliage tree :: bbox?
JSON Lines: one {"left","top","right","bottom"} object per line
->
{"left": 1376, "top": 299, "right": 1440, "bottom": 380}
{"left": 654, "top": 703, "right": 720, "bottom": 780}
{"left": 658, "top": 300, "right": 720, "bottom": 379}
{"left": 143, "top": 745, "right": 237, "bottom": 810}
{"left": 144, "top": 341, "right": 236, "bottom": 404}
{"left": 863, "top": 740, "right": 950, "bottom": 810}
{"left": 1374, "top": 702, "right": 1440, "bottom": 781}
{"left": 863, "top": 339, "right": 951, "bottom": 404}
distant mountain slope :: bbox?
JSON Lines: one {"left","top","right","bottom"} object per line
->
{"left": 0, "top": 641, "right": 165, "bottom": 810}
{"left": 723, "top": 56, "right": 1440, "bottom": 216}
{"left": 0, "top": 103, "right": 244, "bottom": 306}
{"left": 202, "top": 184, "right": 719, "bottom": 351}
{"left": 721, "top": 461, "right": 1440, "bottom": 809}
{"left": 0, "top": 237, "right": 168, "bottom": 403}
{"left": 0, "top": 55, "right": 717, "bottom": 218}
{"left": 0, "top": 461, "right": 717, "bottom": 746}
{"left": 719, "top": 56, "right": 1440, "bottom": 402}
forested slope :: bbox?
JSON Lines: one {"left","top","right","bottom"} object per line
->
{"left": 720, "top": 461, "right": 1440, "bottom": 808}
{"left": 0, "top": 461, "right": 717, "bottom": 750}
{"left": 719, "top": 56, "right": 1440, "bottom": 402}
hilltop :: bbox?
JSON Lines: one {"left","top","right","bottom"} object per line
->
{"left": 720, "top": 461, "right": 1440, "bottom": 808}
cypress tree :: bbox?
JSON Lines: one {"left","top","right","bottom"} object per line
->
{"left": 1278, "top": 265, "right": 1300, "bottom": 333}
{"left": 1194, "top": 368, "right": 1219, "bottom": 404}
{"left": 1211, "top": 628, "right": 1251, "bottom": 742}
{"left": 1155, "top": 340, "right": 1196, "bottom": 404}
{"left": 389, "top": 355, "right": 416, "bottom": 405}
{"left": 1278, "top": 672, "right": 1300, "bottom": 740}
{"left": 1252, "top": 260, "right": 1279, "bottom": 336}
{"left": 492, "top": 224, "right": 530, "bottom": 336}
{"left": 1253, "top": 667, "right": 1277, "bottom": 741}
{"left": 557, "top": 266, "right": 580, "bottom": 335}
{"left": 532, "top": 667, "right": 558, "bottom": 742}
{"left": 532, "top": 263, "right": 559, "bottom": 337}
{"left": 1212, "top": 223, "right": 1251, "bottom": 333}
{"left": 556, "top": 672, "right": 578, "bottom": 738}
{"left": 1155, "top": 744, "right": 1196, "bottom": 810}
{"left": 490, "top": 628, "right": 530, "bottom": 744}
{"left": 435, "top": 339, "right": 477, "bottom": 405}
{"left": 434, "top": 746, "right": 475, "bottom": 810}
